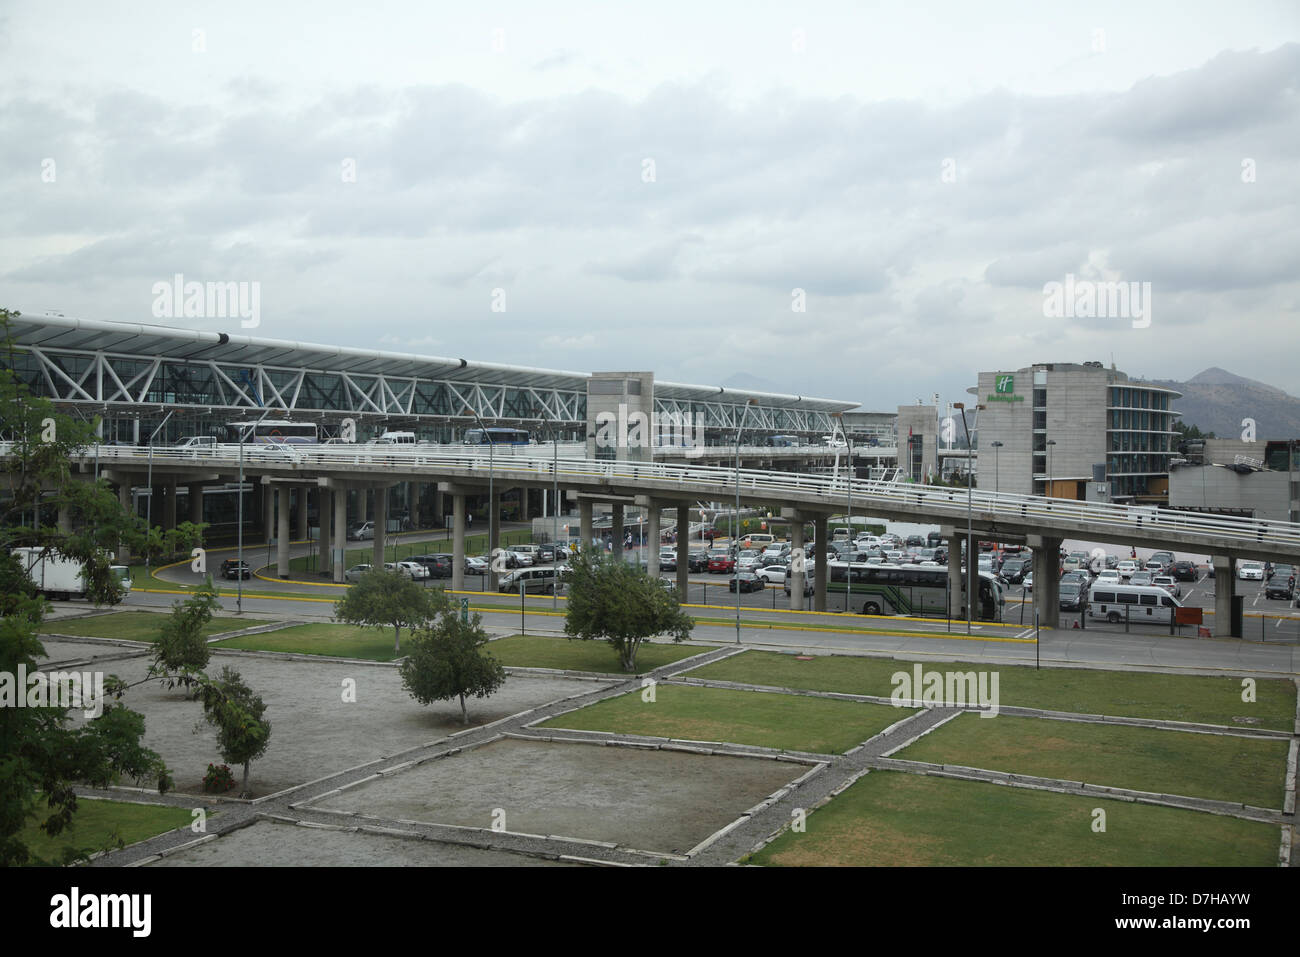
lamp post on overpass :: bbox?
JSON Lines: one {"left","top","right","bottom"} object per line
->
{"left": 833, "top": 412, "right": 854, "bottom": 613}
{"left": 532, "top": 406, "right": 561, "bottom": 611}
{"left": 734, "top": 399, "right": 758, "bottom": 644}
{"left": 991, "top": 440, "right": 1003, "bottom": 495}
{"left": 144, "top": 409, "right": 175, "bottom": 576}
{"left": 1046, "top": 439, "right": 1057, "bottom": 498}
{"left": 464, "top": 407, "right": 496, "bottom": 587}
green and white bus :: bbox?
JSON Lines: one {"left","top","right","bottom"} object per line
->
{"left": 826, "top": 561, "right": 1004, "bottom": 620}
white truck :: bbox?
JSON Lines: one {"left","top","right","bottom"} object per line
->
{"left": 12, "top": 547, "right": 132, "bottom": 601}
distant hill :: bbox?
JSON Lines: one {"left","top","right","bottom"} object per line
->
{"left": 1151, "top": 368, "right": 1300, "bottom": 440}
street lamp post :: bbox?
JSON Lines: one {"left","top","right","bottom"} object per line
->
{"left": 734, "top": 399, "right": 757, "bottom": 644}
{"left": 464, "top": 408, "right": 496, "bottom": 589}
{"left": 833, "top": 412, "right": 854, "bottom": 613}
{"left": 144, "top": 409, "right": 175, "bottom": 575}
{"left": 991, "top": 440, "right": 1003, "bottom": 495}
{"left": 532, "top": 407, "right": 562, "bottom": 611}
{"left": 236, "top": 409, "right": 274, "bottom": 614}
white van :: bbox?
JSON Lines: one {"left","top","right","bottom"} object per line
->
{"left": 1087, "top": 583, "right": 1182, "bottom": 625}
{"left": 499, "top": 566, "right": 566, "bottom": 595}
{"left": 174, "top": 436, "right": 217, "bottom": 451}
{"left": 743, "top": 533, "right": 776, "bottom": 549}
{"left": 368, "top": 431, "right": 417, "bottom": 446}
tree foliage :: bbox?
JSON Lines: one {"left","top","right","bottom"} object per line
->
{"left": 150, "top": 578, "right": 221, "bottom": 683}
{"left": 196, "top": 665, "right": 270, "bottom": 796}
{"left": 333, "top": 566, "right": 448, "bottom": 652}
{"left": 563, "top": 548, "right": 695, "bottom": 671}
{"left": 0, "top": 307, "right": 171, "bottom": 866}
{"left": 400, "top": 611, "right": 506, "bottom": 724}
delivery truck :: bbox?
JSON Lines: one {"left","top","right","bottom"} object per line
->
{"left": 11, "top": 547, "right": 132, "bottom": 601}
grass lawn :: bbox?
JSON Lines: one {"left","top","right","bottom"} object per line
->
{"left": 18, "top": 798, "right": 197, "bottom": 865}
{"left": 487, "top": 635, "right": 716, "bottom": 673}
{"left": 39, "top": 611, "right": 270, "bottom": 642}
{"left": 751, "top": 770, "right": 1280, "bottom": 866}
{"left": 539, "top": 683, "right": 912, "bottom": 753}
{"left": 686, "top": 650, "right": 1297, "bottom": 732}
{"left": 213, "top": 622, "right": 406, "bottom": 661}
{"left": 900, "top": 713, "right": 1289, "bottom": 808}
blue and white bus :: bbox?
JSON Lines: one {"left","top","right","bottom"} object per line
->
{"left": 463, "top": 427, "right": 530, "bottom": 446}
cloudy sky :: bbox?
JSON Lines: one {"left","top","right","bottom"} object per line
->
{"left": 2, "top": 1, "right": 1298, "bottom": 411}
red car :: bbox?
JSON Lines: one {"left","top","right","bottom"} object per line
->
{"left": 708, "top": 554, "right": 736, "bottom": 573}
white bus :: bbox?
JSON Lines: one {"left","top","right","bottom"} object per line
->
{"left": 826, "top": 561, "right": 1005, "bottom": 620}
{"left": 1087, "top": 583, "right": 1182, "bottom": 625}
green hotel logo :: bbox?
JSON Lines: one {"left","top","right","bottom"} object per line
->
{"left": 995, "top": 374, "right": 1014, "bottom": 394}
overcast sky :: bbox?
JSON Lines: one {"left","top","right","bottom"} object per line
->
{"left": 2, "top": 1, "right": 1298, "bottom": 411}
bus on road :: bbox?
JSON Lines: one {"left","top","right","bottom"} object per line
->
{"left": 826, "top": 561, "right": 1004, "bottom": 620}
{"left": 226, "top": 420, "right": 318, "bottom": 444}
{"left": 463, "top": 428, "right": 530, "bottom": 446}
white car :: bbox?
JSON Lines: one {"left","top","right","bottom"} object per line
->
{"left": 1117, "top": 560, "right": 1138, "bottom": 580}
{"left": 343, "top": 564, "right": 372, "bottom": 583}
{"left": 1238, "top": 561, "right": 1265, "bottom": 581}
{"left": 394, "top": 561, "right": 429, "bottom": 580}
{"left": 1151, "top": 575, "right": 1180, "bottom": 597}
{"left": 756, "top": 564, "right": 789, "bottom": 584}
{"left": 736, "top": 550, "right": 761, "bottom": 570}
{"left": 1095, "top": 570, "right": 1120, "bottom": 585}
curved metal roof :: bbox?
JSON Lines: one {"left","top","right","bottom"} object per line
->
{"left": 8, "top": 312, "right": 859, "bottom": 412}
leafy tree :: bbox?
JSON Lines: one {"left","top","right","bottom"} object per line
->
{"left": 400, "top": 611, "right": 506, "bottom": 724}
{"left": 149, "top": 578, "right": 221, "bottom": 686}
{"left": 563, "top": 548, "right": 694, "bottom": 672}
{"left": 333, "top": 566, "right": 447, "bottom": 652}
{"left": 196, "top": 665, "right": 270, "bottom": 797}
{"left": 0, "top": 307, "right": 171, "bottom": 866}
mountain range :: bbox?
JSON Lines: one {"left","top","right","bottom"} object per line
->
{"left": 1150, "top": 368, "right": 1300, "bottom": 440}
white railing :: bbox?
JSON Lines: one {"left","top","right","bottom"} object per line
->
{"left": 10, "top": 441, "right": 1300, "bottom": 553}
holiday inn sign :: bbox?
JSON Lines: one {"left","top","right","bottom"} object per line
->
{"left": 987, "top": 373, "right": 1025, "bottom": 402}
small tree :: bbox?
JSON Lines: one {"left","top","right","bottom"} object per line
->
{"left": 333, "top": 566, "right": 447, "bottom": 652}
{"left": 149, "top": 578, "right": 220, "bottom": 687}
{"left": 564, "top": 548, "right": 694, "bottom": 672}
{"left": 196, "top": 666, "right": 270, "bottom": 797}
{"left": 400, "top": 611, "right": 506, "bottom": 724}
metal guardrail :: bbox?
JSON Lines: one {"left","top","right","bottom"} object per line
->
{"left": 9, "top": 441, "right": 1300, "bottom": 553}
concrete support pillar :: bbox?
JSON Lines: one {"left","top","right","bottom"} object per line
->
{"left": 488, "top": 490, "right": 501, "bottom": 591}
{"left": 297, "top": 488, "right": 309, "bottom": 541}
{"left": 966, "top": 533, "right": 979, "bottom": 624}
{"left": 1030, "top": 535, "right": 1062, "bottom": 629}
{"left": 319, "top": 489, "right": 332, "bottom": 572}
{"left": 647, "top": 504, "right": 660, "bottom": 578}
{"left": 612, "top": 503, "right": 624, "bottom": 561}
{"left": 813, "top": 514, "right": 828, "bottom": 612}
{"left": 432, "top": 488, "right": 444, "bottom": 528}
{"left": 948, "top": 543, "right": 963, "bottom": 619}
{"left": 164, "top": 481, "right": 177, "bottom": 531}
{"left": 373, "top": 491, "right": 387, "bottom": 570}
{"left": 676, "top": 506, "right": 690, "bottom": 597}
{"left": 361, "top": 489, "right": 371, "bottom": 522}
{"left": 333, "top": 486, "right": 348, "bottom": 584}
{"left": 580, "top": 500, "right": 593, "bottom": 553}
{"left": 276, "top": 486, "right": 291, "bottom": 578}
{"left": 189, "top": 483, "right": 204, "bottom": 525}
{"left": 412, "top": 482, "right": 423, "bottom": 529}
{"left": 262, "top": 484, "right": 274, "bottom": 544}
{"left": 57, "top": 505, "right": 72, "bottom": 533}
{"left": 452, "top": 493, "right": 466, "bottom": 591}
{"left": 790, "top": 515, "right": 805, "bottom": 611}
{"left": 1214, "top": 556, "right": 1237, "bottom": 638}
{"left": 116, "top": 482, "right": 132, "bottom": 563}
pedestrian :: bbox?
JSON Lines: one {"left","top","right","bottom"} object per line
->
{"left": 467, "top": 513, "right": 473, "bottom": 530}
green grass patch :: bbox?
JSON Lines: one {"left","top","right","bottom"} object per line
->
{"left": 486, "top": 635, "right": 714, "bottom": 673}
{"left": 751, "top": 770, "right": 1280, "bottom": 866}
{"left": 18, "top": 798, "right": 197, "bottom": 865}
{"left": 39, "top": 611, "right": 270, "bottom": 643}
{"left": 901, "top": 713, "right": 1289, "bottom": 808}
{"left": 686, "top": 650, "right": 1297, "bottom": 732}
{"left": 539, "top": 684, "right": 911, "bottom": 753}
{"left": 213, "top": 622, "right": 407, "bottom": 661}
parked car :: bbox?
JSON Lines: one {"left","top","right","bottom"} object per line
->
{"left": 394, "top": 560, "right": 429, "bottom": 581}
{"left": 736, "top": 550, "right": 762, "bottom": 571}
{"left": 905, "top": 535, "right": 925, "bottom": 548}
{"left": 1151, "top": 575, "right": 1180, "bottom": 597}
{"left": 1238, "top": 561, "right": 1265, "bottom": 581}
{"left": 465, "top": 555, "right": 489, "bottom": 575}
{"left": 410, "top": 554, "right": 454, "bottom": 578}
{"left": 344, "top": 564, "right": 372, "bottom": 583}
{"left": 728, "top": 572, "right": 766, "bottom": 593}
{"left": 1265, "top": 563, "right": 1296, "bottom": 600}
{"left": 1117, "top": 560, "right": 1139, "bottom": 580}
{"left": 1171, "top": 560, "right": 1198, "bottom": 581}
{"left": 755, "top": 564, "right": 789, "bottom": 585}
{"left": 1130, "top": 571, "right": 1154, "bottom": 587}
{"left": 708, "top": 553, "right": 736, "bottom": 574}
{"left": 687, "top": 550, "right": 710, "bottom": 572}
{"left": 1000, "top": 557, "right": 1030, "bottom": 583}
{"left": 349, "top": 521, "right": 375, "bottom": 541}
{"left": 1059, "top": 582, "right": 1083, "bottom": 611}
{"left": 220, "top": 558, "right": 252, "bottom": 580}
{"left": 499, "top": 566, "right": 565, "bottom": 595}
{"left": 783, "top": 567, "right": 815, "bottom": 597}
{"left": 1095, "top": 569, "right": 1120, "bottom": 586}
{"left": 1023, "top": 572, "right": 1033, "bottom": 592}
{"left": 658, "top": 550, "right": 677, "bottom": 571}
